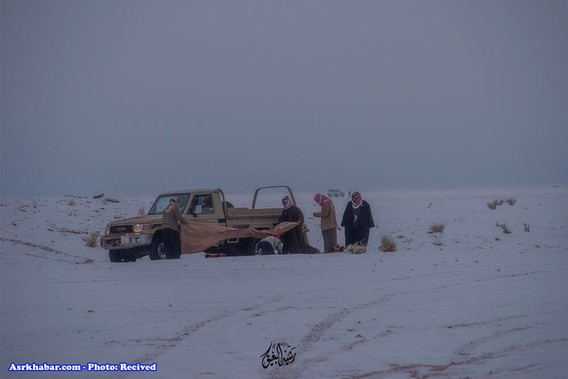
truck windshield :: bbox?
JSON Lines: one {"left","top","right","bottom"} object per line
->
{"left": 148, "top": 193, "right": 190, "bottom": 215}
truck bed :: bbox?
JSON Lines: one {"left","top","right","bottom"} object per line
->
{"left": 225, "top": 207, "right": 282, "bottom": 228}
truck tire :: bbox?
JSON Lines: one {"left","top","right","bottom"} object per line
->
{"left": 109, "top": 250, "right": 137, "bottom": 262}
{"left": 236, "top": 237, "right": 259, "bottom": 256}
{"left": 149, "top": 237, "right": 168, "bottom": 260}
{"left": 109, "top": 250, "right": 124, "bottom": 262}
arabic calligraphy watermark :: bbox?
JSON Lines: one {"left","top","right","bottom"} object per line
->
{"left": 260, "top": 342, "right": 297, "bottom": 369}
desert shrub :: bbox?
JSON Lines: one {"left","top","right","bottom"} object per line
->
{"left": 523, "top": 223, "right": 530, "bottom": 232}
{"left": 496, "top": 223, "right": 511, "bottom": 234}
{"left": 506, "top": 198, "right": 516, "bottom": 206}
{"left": 85, "top": 232, "right": 99, "bottom": 248}
{"left": 487, "top": 200, "right": 498, "bottom": 209}
{"left": 67, "top": 199, "right": 76, "bottom": 206}
{"left": 497, "top": 199, "right": 505, "bottom": 206}
{"left": 379, "top": 235, "right": 397, "bottom": 252}
{"left": 429, "top": 223, "right": 445, "bottom": 234}
{"left": 77, "top": 258, "right": 95, "bottom": 264}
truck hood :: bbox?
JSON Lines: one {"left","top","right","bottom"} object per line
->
{"left": 106, "top": 214, "right": 162, "bottom": 226}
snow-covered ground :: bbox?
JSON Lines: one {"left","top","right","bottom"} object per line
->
{"left": 1, "top": 187, "right": 567, "bottom": 378}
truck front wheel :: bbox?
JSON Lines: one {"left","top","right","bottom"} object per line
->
{"left": 149, "top": 237, "right": 168, "bottom": 260}
{"left": 109, "top": 250, "right": 136, "bottom": 262}
{"left": 109, "top": 250, "right": 124, "bottom": 262}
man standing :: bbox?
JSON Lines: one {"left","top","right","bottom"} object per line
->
{"left": 279, "top": 195, "right": 320, "bottom": 254}
{"left": 161, "top": 198, "right": 189, "bottom": 259}
{"left": 313, "top": 193, "right": 338, "bottom": 253}
{"left": 341, "top": 191, "right": 375, "bottom": 247}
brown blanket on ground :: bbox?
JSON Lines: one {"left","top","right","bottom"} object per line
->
{"left": 180, "top": 221, "right": 300, "bottom": 254}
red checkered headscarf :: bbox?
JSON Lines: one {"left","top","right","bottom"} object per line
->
{"left": 313, "top": 193, "right": 330, "bottom": 206}
{"left": 281, "top": 195, "right": 293, "bottom": 210}
{"left": 351, "top": 191, "right": 362, "bottom": 208}
{"left": 314, "top": 193, "right": 334, "bottom": 211}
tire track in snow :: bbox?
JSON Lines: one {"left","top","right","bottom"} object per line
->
{"left": 113, "top": 295, "right": 285, "bottom": 374}
{"left": 267, "top": 294, "right": 395, "bottom": 379}
{"left": 343, "top": 309, "right": 568, "bottom": 378}
{"left": 444, "top": 308, "right": 567, "bottom": 330}
{"left": 348, "top": 337, "right": 568, "bottom": 379}
{"left": 0, "top": 237, "right": 91, "bottom": 264}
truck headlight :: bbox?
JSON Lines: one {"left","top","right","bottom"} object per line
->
{"left": 133, "top": 224, "right": 143, "bottom": 233}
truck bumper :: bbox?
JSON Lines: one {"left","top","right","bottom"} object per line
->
{"left": 101, "top": 234, "right": 153, "bottom": 250}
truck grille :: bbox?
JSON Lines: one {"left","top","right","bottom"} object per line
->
{"left": 110, "top": 225, "right": 133, "bottom": 234}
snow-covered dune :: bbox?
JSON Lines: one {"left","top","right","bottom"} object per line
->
{"left": 1, "top": 186, "right": 567, "bottom": 378}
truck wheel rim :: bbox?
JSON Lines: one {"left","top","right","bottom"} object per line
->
{"left": 158, "top": 242, "right": 167, "bottom": 259}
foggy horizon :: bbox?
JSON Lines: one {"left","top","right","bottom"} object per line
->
{"left": 2, "top": 1, "right": 567, "bottom": 199}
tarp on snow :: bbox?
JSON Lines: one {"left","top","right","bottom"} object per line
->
{"left": 180, "top": 221, "right": 300, "bottom": 253}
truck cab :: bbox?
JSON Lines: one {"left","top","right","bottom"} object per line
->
{"left": 149, "top": 189, "right": 227, "bottom": 223}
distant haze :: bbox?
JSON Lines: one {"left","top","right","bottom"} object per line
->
{"left": 2, "top": 1, "right": 567, "bottom": 198}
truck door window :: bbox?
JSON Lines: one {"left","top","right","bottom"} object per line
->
{"left": 149, "top": 193, "right": 189, "bottom": 214}
{"left": 190, "top": 195, "right": 214, "bottom": 215}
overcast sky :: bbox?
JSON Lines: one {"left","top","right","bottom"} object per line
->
{"left": 1, "top": 0, "right": 567, "bottom": 198}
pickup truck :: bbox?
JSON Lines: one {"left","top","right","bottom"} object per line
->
{"left": 100, "top": 186, "right": 295, "bottom": 262}
{"left": 327, "top": 189, "right": 345, "bottom": 198}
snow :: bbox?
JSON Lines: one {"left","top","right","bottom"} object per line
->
{"left": 1, "top": 187, "right": 567, "bottom": 378}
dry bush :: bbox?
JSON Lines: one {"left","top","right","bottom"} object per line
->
{"left": 67, "top": 199, "right": 76, "bottom": 206}
{"left": 77, "top": 258, "right": 95, "bottom": 264}
{"left": 487, "top": 198, "right": 517, "bottom": 209}
{"left": 85, "top": 232, "right": 99, "bottom": 248}
{"left": 523, "top": 223, "right": 530, "bottom": 232}
{"left": 379, "top": 235, "right": 397, "bottom": 252}
{"left": 496, "top": 223, "right": 511, "bottom": 234}
{"left": 429, "top": 223, "right": 445, "bottom": 234}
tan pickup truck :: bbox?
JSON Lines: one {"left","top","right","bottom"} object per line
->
{"left": 100, "top": 186, "right": 295, "bottom": 262}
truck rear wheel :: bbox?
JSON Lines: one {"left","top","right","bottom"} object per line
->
{"left": 238, "top": 237, "right": 259, "bottom": 256}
